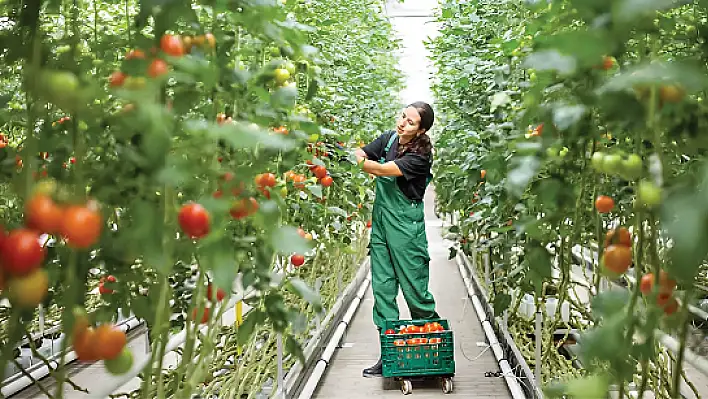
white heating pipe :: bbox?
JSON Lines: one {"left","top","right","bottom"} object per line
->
{"left": 296, "top": 275, "right": 371, "bottom": 399}
{"left": 276, "top": 259, "right": 370, "bottom": 397}
{"left": 456, "top": 253, "right": 527, "bottom": 399}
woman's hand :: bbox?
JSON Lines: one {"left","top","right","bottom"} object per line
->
{"left": 354, "top": 148, "right": 367, "bottom": 161}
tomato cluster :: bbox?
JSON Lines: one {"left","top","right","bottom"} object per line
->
{"left": 385, "top": 321, "right": 445, "bottom": 335}
{"left": 0, "top": 181, "right": 102, "bottom": 309}
{"left": 305, "top": 161, "right": 333, "bottom": 187}
{"left": 591, "top": 151, "right": 643, "bottom": 181}
{"left": 601, "top": 226, "right": 633, "bottom": 276}
{"left": 99, "top": 275, "right": 117, "bottom": 295}
{"left": 72, "top": 308, "right": 133, "bottom": 374}
{"left": 108, "top": 33, "right": 194, "bottom": 91}
{"left": 385, "top": 322, "right": 446, "bottom": 347}
{"left": 191, "top": 283, "right": 229, "bottom": 324}
{"left": 639, "top": 271, "right": 679, "bottom": 315}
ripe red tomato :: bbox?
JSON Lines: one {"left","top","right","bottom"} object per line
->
{"left": 125, "top": 49, "right": 145, "bottom": 60}
{"left": 109, "top": 71, "right": 126, "bottom": 87}
{"left": 292, "top": 174, "right": 306, "bottom": 189}
{"left": 256, "top": 173, "right": 277, "bottom": 188}
{"left": 191, "top": 307, "right": 211, "bottom": 324}
{"left": 602, "top": 244, "right": 632, "bottom": 275}
{"left": 320, "top": 176, "right": 333, "bottom": 187}
{"left": 147, "top": 59, "right": 169, "bottom": 78}
{"left": 312, "top": 166, "right": 327, "bottom": 179}
{"left": 61, "top": 205, "right": 102, "bottom": 249}
{"left": 663, "top": 298, "right": 679, "bottom": 315}
{"left": 207, "top": 284, "right": 226, "bottom": 302}
{"left": 291, "top": 254, "right": 305, "bottom": 267}
{"left": 178, "top": 203, "right": 210, "bottom": 239}
{"left": 595, "top": 195, "right": 614, "bottom": 213}
{"left": 604, "top": 227, "right": 631, "bottom": 248}
{"left": 384, "top": 329, "right": 395, "bottom": 335}
{"left": 99, "top": 275, "right": 116, "bottom": 295}
{"left": 230, "top": 197, "right": 259, "bottom": 219}
{"left": 25, "top": 194, "right": 63, "bottom": 234}
{"left": 1, "top": 229, "right": 45, "bottom": 276}
{"left": 160, "top": 34, "right": 184, "bottom": 57}
{"left": 639, "top": 271, "right": 676, "bottom": 297}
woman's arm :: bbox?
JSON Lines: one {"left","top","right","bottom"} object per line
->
{"left": 354, "top": 148, "right": 368, "bottom": 159}
{"left": 358, "top": 159, "right": 403, "bottom": 177}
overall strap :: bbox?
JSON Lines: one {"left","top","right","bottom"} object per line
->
{"left": 383, "top": 131, "right": 397, "bottom": 153}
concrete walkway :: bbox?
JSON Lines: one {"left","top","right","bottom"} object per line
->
{"left": 311, "top": 187, "right": 511, "bottom": 398}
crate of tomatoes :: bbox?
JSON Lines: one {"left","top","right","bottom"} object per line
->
{"left": 380, "top": 318, "right": 455, "bottom": 378}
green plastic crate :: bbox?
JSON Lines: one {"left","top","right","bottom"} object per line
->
{"left": 380, "top": 318, "right": 455, "bottom": 378}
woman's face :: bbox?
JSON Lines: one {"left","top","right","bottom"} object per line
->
{"left": 396, "top": 106, "right": 423, "bottom": 141}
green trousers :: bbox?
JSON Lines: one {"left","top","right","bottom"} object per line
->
{"left": 370, "top": 173, "right": 438, "bottom": 330}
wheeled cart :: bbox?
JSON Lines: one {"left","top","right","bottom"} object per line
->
{"left": 380, "top": 318, "right": 456, "bottom": 395}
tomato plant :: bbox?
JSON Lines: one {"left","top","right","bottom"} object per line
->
{"left": 0, "top": 0, "right": 402, "bottom": 396}
{"left": 430, "top": 0, "right": 708, "bottom": 396}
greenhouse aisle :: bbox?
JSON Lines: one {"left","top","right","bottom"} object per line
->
{"left": 310, "top": 187, "right": 511, "bottom": 399}
{"left": 310, "top": 2, "right": 511, "bottom": 398}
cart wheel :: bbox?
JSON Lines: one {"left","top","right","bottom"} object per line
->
{"left": 400, "top": 379, "right": 413, "bottom": 395}
{"left": 441, "top": 377, "right": 453, "bottom": 394}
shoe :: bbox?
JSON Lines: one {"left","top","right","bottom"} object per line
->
{"left": 362, "top": 357, "right": 382, "bottom": 378}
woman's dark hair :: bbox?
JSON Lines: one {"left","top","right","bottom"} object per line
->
{"left": 397, "top": 101, "right": 434, "bottom": 158}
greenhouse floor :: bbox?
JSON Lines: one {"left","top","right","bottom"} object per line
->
{"left": 311, "top": 186, "right": 511, "bottom": 399}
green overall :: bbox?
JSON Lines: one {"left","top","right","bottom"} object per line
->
{"left": 370, "top": 133, "right": 438, "bottom": 330}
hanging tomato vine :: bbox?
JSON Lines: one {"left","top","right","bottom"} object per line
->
{"left": 431, "top": 0, "right": 708, "bottom": 397}
{"left": 0, "top": 0, "right": 402, "bottom": 397}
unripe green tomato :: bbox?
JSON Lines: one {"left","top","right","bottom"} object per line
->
{"left": 636, "top": 180, "right": 662, "bottom": 208}
{"left": 602, "top": 154, "right": 622, "bottom": 175}
{"left": 620, "top": 154, "right": 642, "bottom": 180}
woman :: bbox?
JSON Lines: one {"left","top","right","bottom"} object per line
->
{"left": 354, "top": 101, "right": 439, "bottom": 378}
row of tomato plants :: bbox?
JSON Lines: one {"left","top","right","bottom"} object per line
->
{"left": 0, "top": 0, "right": 401, "bottom": 396}
{"left": 430, "top": 0, "right": 708, "bottom": 397}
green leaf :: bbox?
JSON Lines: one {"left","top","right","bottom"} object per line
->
{"left": 238, "top": 309, "right": 266, "bottom": 345}
{"left": 565, "top": 374, "right": 610, "bottom": 399}
{"left": 526, "top": 243, "right": 552, "bottom": 282}
{"left": 590, "top": 290, "right": 630, "bottom": 320}
{"left": 617, "top": 0, "right": 679, "bottom": 20}
{"left": 524, "top": 50, "right": 576, "bottom": 75}
{"left": 662, "top": 191, "right": 708, "bottom": 283}
{"left": 492, "top": 293, "right": 512, "bottom": 314}
{"left": 288, "top": 310, "right": 308, "bottom": 334}
{"left": 506, "top": 156, "right": 541, "bottom": 197}
{"left": 326, "top": 206, "right": 348, "bottom": 217}
{"left": 599, "top": 61, "right": 708, "bottom": 94}
{"left": 196, "top": 120, "right": 296, "bottom": 151}
{"left": 286, "top": 277, "right": 323, "bottom": 312}
{"left": 490, "top": 92, "right": 511, "bottom": 112}
{"left": 448, "top": 246, "right": 458, "bottom": 260}
{"left": 552, "top": 104, "right": 586, "bottom": 131}
{"left": 307, "top": 184, "right": 323, "bottom": 198}
{"left": 285, "top": 334, "right": 306, "bottom": 364}
{"left": 270, "top": 226, "right": 311, "bottom": 255}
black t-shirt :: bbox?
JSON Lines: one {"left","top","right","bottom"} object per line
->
{"left": 362, "top": 130, "right": 432, "bottom": 202}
